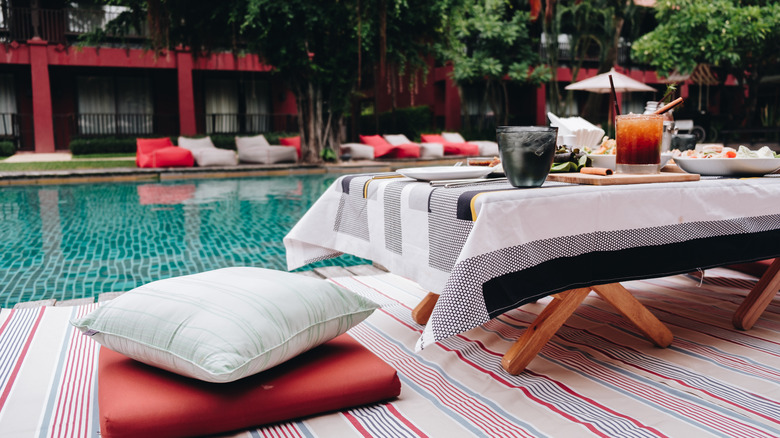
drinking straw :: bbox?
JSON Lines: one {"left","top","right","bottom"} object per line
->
{"left": 609, "top": 74, "right": 620, "bottom": 117}
{"left": 653, "top": 97, "right": 684, "bottom": 115}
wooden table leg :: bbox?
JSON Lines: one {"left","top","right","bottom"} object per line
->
{"left": 412, "top": 292, "right": 439, "bottom": 325}
{"left": 591, "top": 283, "right": 673, "bottom": 347}
{"left": 733, "top": 258, "right": 780, "bottom": 330}
{"left": 501, "top": 288, "right": 592, "bottom": 375}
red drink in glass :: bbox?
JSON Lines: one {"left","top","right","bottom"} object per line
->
{"left": 615, "top": 114, "right": 663, "bottom": 174}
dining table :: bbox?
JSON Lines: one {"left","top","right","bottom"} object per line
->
{"left": 284, "top": 170, "right": 780, "bottom": 374}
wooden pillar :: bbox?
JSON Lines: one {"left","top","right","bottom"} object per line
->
{"left": 176, "top": 47, "right": 197, "bottom": 136}
{"left": 28, "top": 37, "right": 55, "bottom": 153}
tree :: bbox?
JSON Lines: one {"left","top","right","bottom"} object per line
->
{"left": 631, "top": 0, "right": 780, "bottom": 127}
{"left": 92, "top": 0, "right": 457, "bottom": 163}
{"left": 442, "top": 0, "right": 550, "bottom": 130}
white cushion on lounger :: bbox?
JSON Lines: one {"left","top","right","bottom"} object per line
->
{"left": 441, "top": 132, "right": 467, "bottom": 143}
{"left": 239, "top": 145, "right": 297, "bottom": 164}
{"left": 383, "top": 134, "right": 413, "bottom": 146}
{"left": 178, "top": 136, "right": 238, "bottom": 167}
{"left": 235, "top": 134, "right": 271, "bottom": 149}
{"left": 419, "top": 143, "right": 444, "bottom": 158}
{"left": 470, "top": 141, "right": 499, "bottom": 156}
{"left": 71, "top": 267, "right": 379, "bottom": 383}
{"left": 341, "top": 143, "right": 375, "bottom": 160}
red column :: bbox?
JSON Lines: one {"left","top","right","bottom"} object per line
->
{"left": 176, "top": 47, "right": 197, "bottom": 136}
{"left": 536, "top": 85, "right": 547, "bottom": 126}
{"left": 28, "top": 37, "right": 55, "bottom": 153}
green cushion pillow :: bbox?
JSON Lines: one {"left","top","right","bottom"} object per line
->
{"left": 71, "top": 267, "right": 379, "bottom": 383}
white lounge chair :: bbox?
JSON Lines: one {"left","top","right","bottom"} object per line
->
{"left": 235, "top": 134, "right": 298, "bottom": 164}
{"left": 383, "top": 134, "right": 444, "bottom": 158}
{"left": 177, "top": 136, "right": 238, "bottom": 167}
{"left": 441, "top": 132, "right": 499, "bottom": 156}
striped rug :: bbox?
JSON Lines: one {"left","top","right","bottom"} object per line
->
{"left": 0, "top": 268, "right": 777, "bottom": 437}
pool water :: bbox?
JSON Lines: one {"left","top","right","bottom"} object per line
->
{"left": 0, "top": 174, "right": 366, "bottom": 308}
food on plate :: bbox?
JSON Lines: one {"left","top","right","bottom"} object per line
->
{"left": 584, "top": 137, "right": 617, "bottom": 155}
{"left": 675, "top": 145, "right": 779, "bottom": 159}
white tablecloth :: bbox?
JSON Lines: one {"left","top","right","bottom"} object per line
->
{"left": 285, "top": 173, "right": 780, "bottom": 350}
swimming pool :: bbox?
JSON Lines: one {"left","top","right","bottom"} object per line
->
{"left": 0, "top": 174, "right": 366, "bottom": 308}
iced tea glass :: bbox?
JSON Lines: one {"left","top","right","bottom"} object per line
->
{"left": 615, "top": 114, "right": 663, "bottom": 174}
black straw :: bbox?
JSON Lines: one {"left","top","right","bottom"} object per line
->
{"left": 609, "top": 74, "right": 620, "bottom": 117}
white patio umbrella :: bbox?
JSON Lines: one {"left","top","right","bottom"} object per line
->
{"left": 565, "top": 68, "right": 656, "bottom": 93}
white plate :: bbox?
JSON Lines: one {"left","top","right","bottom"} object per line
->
{"left": 397, "top": 166, "right": 494, "bottom": 181}
{"left": 587, "top": 152, "right": 673, "bottom": 171}
{"left": 674, "top": 157, "right": 780, "bottom": 176}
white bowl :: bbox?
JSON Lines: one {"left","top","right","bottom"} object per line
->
{"left": 587, "top": 152, "right": 673, "bottom": 171}
{"left": 673, "top": 157, "right": 780, "bottom": 176}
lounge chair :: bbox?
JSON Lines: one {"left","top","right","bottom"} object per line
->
{"left": 420, "top": 133, "right": 480, "bottom": 156}
{"left": 383, "top": 134, "right": 444, "bottom": 158}
{"left": 177, "top": 136, "right": 238, "bottom": 167}
{"left": 359, "top": 135, "right": 420, "bottom": 159}
{"left": 279, "top": 136, "right": 302, "bottom": 160}
{"left": 441, "top": 132, "right": 499, "bottom": 156}
{"left": 235, "top": 134, "right": 298, "bottom": 164}
{"left": 340, "top": 143, "right": 376, "bottom": 160}
{"left": 136, "top": 137, "right": 194, "bottom": 168}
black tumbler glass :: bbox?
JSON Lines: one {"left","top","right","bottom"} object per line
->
{"left": 496, "top": 126, "right": 558, "bottom": 188}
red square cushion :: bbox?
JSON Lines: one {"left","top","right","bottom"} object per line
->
{"left": 136, "top": 138, "right": 194, "bottom": 168}
{"left": 98, "top": 333, "right": 401, "bottom": 438}
{"left": 359, "top": 135, "right": 394, "bottom": 158}
{"left": 279, "top": 136, "right": 302, "bottom": 159}
{"left": 420, "top": 134, "right": 447, "bottom": 144}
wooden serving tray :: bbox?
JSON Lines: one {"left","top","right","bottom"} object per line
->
{"left": 547, "top": 171, "right": 699, "bottom": 185}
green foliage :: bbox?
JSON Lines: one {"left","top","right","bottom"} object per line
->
{"left": 442, "top": 0, "right": 550, "bottom": 124}
{"left": 358, "top": 106, "right": 432, "bottom": 141}
{"left": 0, "top": 141, "right": 14, "bottom": 157}
{"left": 631, "top": 0, "right": 780, "bottom": 125}
{"left": 69, "top": 136, "right": 140, "bottom": 155}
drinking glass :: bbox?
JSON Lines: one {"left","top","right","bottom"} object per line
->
{"left": 615, "top": 114, "right": 663, "bottom": 174}
{"left": 496, "top": 126, "right": 557, "bottom": 188}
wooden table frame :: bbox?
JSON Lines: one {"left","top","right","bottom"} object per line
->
{"left": 412, "top": 259, "right": 780, "bottom": 375}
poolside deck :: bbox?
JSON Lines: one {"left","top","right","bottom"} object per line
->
{"left": 0, "top": 153, "right": 465, "bottom": 186}
{"left": 1, "top": 265, "right": 778, "bottom": 437}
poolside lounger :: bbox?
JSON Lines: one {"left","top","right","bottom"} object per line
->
{"left": 177, "top": 136, "right": 238, "bottom": 167}
{"left": 235, "top": 134, "right": 298, "bottom": 164}
{"left": 383, "top": 133, "right": 445, "bottom": 158}
{"left": 420, "top": 133, "right": 480, "bottom": 156}
{"left": 359, "top": 134, "right": 421, "bottom": 159}
{"left": 441, "top": 131, "right": 499, "bottom": 156}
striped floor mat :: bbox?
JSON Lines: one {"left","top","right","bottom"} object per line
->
{"left": 1, "top": 268, "right": 778, "bottom": 437}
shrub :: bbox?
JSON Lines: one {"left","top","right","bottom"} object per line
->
{"left": 0, "top": 140, "right": 14, "bottom": 157}
{"left": 69, "top": 137, "right": 140, "bottom": 155}
{"left": 359, "top": 106, "right": 432, "bottom": 141}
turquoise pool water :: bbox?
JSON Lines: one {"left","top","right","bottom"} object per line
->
{"left": 0, "top": 174, "right": 365, "bottom": 308}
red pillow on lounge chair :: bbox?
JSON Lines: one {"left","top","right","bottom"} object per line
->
{"left": 359, "top": 134, "right": 420, "bottom": 159}
{"left": 98, "top": 333, "right": 401, "bottom": 438}
{"left": 279, "top": 136, "right": 302, "bottom": 159}
{"left": 420, "top": 134, "right": 479, "bottom": 156}
{"left": 136, "top": 137, "right": 194, "bottom": 168}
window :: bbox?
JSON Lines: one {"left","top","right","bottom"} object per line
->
{"left": 77, "top": 76, "right": 152, "bottom": 135}
{"left": 0, "top": 74, "right": 17, "bottom": 136}
{"left": 205, "top": 79, "right": 238, "bottom": 134}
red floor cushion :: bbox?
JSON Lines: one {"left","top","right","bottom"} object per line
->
{"left": 137, "top": 138, "right": 194, "bottom": 168}
{"left": 279, "top": 136, "right": 302, "bottom": 159}
{"left": 98, "top": 333, "right": 401, "bottom": 438}
{"left": 359, "top": 135, "right": 420, "bottom": 159}
{"left": 420, "top": 134, "right": 479, "bottom": 156}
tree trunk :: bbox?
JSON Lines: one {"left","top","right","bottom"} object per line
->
{"left": 294, "top": 80, "right": 346, "bottom": 164}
